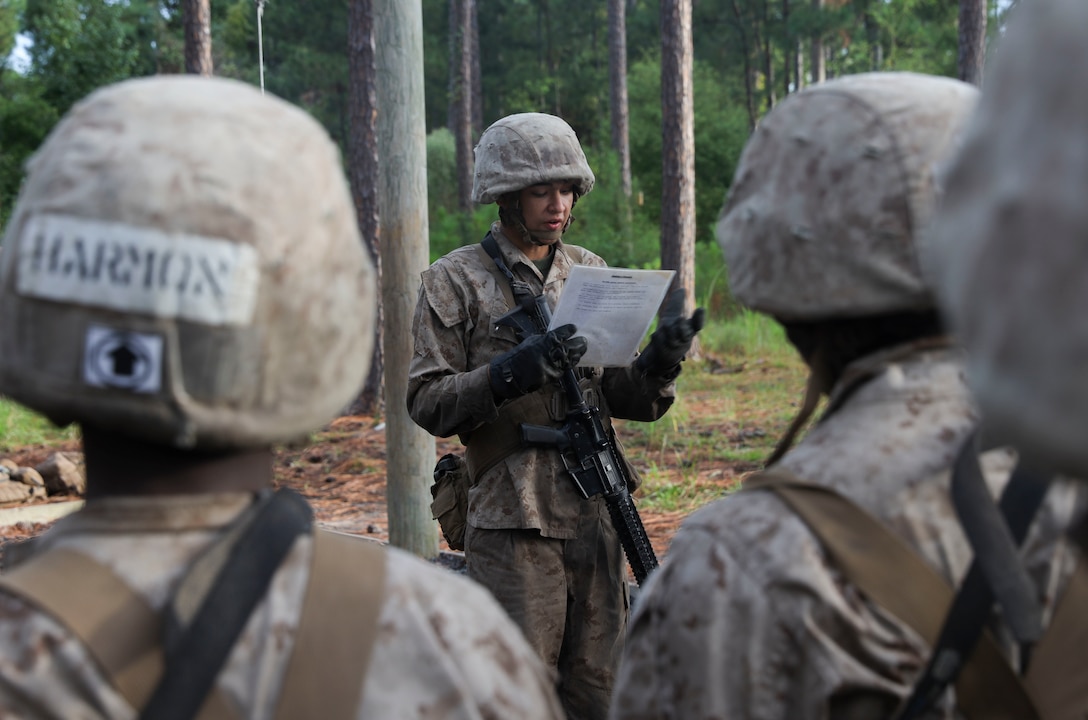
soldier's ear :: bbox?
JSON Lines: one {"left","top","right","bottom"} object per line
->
{"left": 496, "top": 191, "right": 520, "bottom": 211}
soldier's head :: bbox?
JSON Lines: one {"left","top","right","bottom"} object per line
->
{"left": 472, "top": 112, "right": 595, "bottom": 247}
{"left": 717, "top": 72, "right": 978, "bottom": 461}
{"left": 928, "top": 0, "right": 1088, "bottom": 479}
{"left": 0, "top": 76, "right": 376, "bottom": 458}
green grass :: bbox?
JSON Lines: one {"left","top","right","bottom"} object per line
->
{"left": 621, "top": 310, "right": 816, "bottom": 514}
{"left": 0, "top": 398, "right": 77, "bottom": 451}
{"left": 699, "top": 308, "right": 795, "bottom": 361}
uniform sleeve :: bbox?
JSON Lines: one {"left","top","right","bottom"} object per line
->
{"left": 407, "top": 262, "right": 500, "bottom": 439}
{"left": 600, "top": 364, "right": 676, "bottom": 423}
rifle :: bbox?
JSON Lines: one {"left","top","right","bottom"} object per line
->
{"left": 497, "top": 291, "right": 660, "bottom": 586}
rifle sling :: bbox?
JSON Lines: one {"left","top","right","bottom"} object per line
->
{"left": 468, "top": 236, "right": 604, "bottom": 482}
{"left": 899, "top": 447, "right": 1051, "bottom": 719}
{"left": 744, "top": 469, "right": 1041, "bottom": 720}
{"left": 139, "top": 490, "right": 313, "bottom": 720}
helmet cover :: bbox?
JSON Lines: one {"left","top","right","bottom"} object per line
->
{"left": 0, "top": 76, "right": 376, "bottom": 449}
{"left": 718, "top": 72, "right": 978, "bottom": 321}
{"left": 927, "top": 0, "right": 1088, "bottom": 476}
{"left": 472, "top": 112, "right": 595, "bottom": 204}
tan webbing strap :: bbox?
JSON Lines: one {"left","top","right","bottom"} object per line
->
{"left": 1025, "top": 556, "right": 1088, "bottom": 720}
{"left": 744, "top": 469, "right": 1041, "bottom": 720}
{"left": 273, "top": 529, "right": 387, "bottom": 720}
{"left": 0, "top": 548, "right": 237, "bottom": 719}
{"left": 0, "top": 548, "right": 163, "bottom": 709}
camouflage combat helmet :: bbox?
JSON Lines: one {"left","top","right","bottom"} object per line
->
{"left": 471, "top": 112, "right": 595, "bottom": 204}
{"left": 928, "top": 0, "right": 1088, "bottom": 477}
{"left": 718, "top": 72, "right": 978, "bottom": 321}
{"left": 0, "top": 76, "right": 376, "bottom": 449}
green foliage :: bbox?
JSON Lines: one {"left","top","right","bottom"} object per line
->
{"left": 0, "top": 0, "right": 173, "bottom": 225}
{"left": 0, "top": 397, "right": 76, "bottom": 450}
{"left": 23, "top": 0, "right": 149, "bottom": 112}
{"left": 221, "top": 0, "right": 348, "bottom": 145}
{"left": 0, "top": 0, "right": 23, "bottom": 62}
{"left": 693, "top": 238, "right": 738, "bottom": 321}
{"left": 699, "top": 308, "right": 795, "bottom": 361}
{"left": 0, "top": 73, "right": 58, "bottom": 227}
{"left": 426, "top": 127, "right": 458, "bottom": 221}
{"left": 571, "top": 148, "right": 660, "bottom": 270}
{"left": 627, "top": 56, "right": 751, "bottom": 248}
{"left": 428, "top": 205, "right": 493, "bottom": 262}
{"left": 0, "top": 0, "right": 973, "bottom": 267}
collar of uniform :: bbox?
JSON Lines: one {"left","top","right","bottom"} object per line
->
{"left": 46, "top": 493, "right": 258, "bottom": 535}
{"left": 824, "top": 336, "right": 960, "bottom": 417}
{"left": 489, "top": 222, "right": 567, "bottom": 282}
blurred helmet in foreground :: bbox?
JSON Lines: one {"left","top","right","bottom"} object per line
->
{"left": 718, "top": 72, "right": 978, "bottom": 321}
{"left": 927, "top": 0, "right": 1088, "bottom": 476}
{"left": 471, "top": 112, "right": 595, "bottom": 204}
{"left": 0, "top": 76, "right": 376, "bottom": 449}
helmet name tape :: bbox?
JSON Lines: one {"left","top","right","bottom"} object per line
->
{"left": 17, "top": 214, "right": 260, "bottom": 327}
{"left": 82, "top": 324, "right": 164, "bottom": 393}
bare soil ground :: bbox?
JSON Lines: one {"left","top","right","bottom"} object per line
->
{"left": 272, "top": 396, "right": 756, "bottom": 559}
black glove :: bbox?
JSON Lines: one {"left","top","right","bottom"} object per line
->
{"left": 636, "top": 288, "right": 705, "bottom": 377}
{"left": 489, "top": 323, "right": 588, "bottom": 401}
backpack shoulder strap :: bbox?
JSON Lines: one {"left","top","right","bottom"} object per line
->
{"left": 273, "top": 528, "right": 387, "bottom": 720}
{"left": 0, "top": 528, "right": 388, "bottom": 720}
{"left": 744, "top": 469, "right": 1042, "bottom": 720}
{"left": 0, "top": 547, "right": 166, "bottom": 710}
{"left": 1025, "top": 553, "right": 1088, "bottom": 720}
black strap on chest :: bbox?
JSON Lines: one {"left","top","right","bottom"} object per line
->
{"left": 140, "top": 489, "right": 314, "bottom": 720}
{"left": 897, "top": 433, "right": 1051, "bottom": 719}
{"left": 481, "top": 232, "right": 537, "bottom": 309}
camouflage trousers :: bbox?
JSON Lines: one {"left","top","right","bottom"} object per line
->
{"left": 466, "top": 495, "right": 629, "bottom": 720}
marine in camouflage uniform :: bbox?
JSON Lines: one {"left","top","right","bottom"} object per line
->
{"left": 0, "top": 77, "right": 565, "bottom": 720}
{"left": 929, "top": 0, "right": 1088, "bottom": 480}
{"left": 609, "top": 72, "right": 1087, "bottom": 720}
{"left": 925, "top": 5, "right": 1088, "bottom": 712}
{"left": 407, "top": 113, "right": 701, "bottom": 720}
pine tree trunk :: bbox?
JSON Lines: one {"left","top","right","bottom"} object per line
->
{"left": 810, "top": 0, "right": 825, "bottom": 84}
{"left": 469, "top": 0, "right": 482, "bottom": 133}
{"left": 346, "top": 0, "right": 383, "bottom": 418}
{"left": 660, "top": 0, "right": 699, "bottom": 356}
{"left": 448, "top": 0, "right": 474, "bottom": 212}
{"left": 782, "top": 0, "right": 792, "bottom": 97}
{"left": 958, "top": 0, "right": 987, "bottom": 86}
{"left": 608, "top": 0, "right": 632, "bottom": 197}
{"left": 795, "top": 38, "right": 805, "bottom": 91}
{"left": 762, "top": 0, "right": 775, "bottom": 110}
{"left": 183, "top": 0, "right": 213, "bottom": 76}
{"left": 730, "top": 0, "right": 757, "bottom": 133}
{"left": 375, "top": 0, "right": 438, "bottom": 559}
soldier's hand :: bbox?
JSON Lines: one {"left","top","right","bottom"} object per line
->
{"left": 636, "top": 289, "right": 705, "bottom": 377}
{"left": 489, "top": 323, "right": 588, "bottom": 401}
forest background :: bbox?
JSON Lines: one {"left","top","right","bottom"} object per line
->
{"left": 1, "top": 0, "right": 1016, "bottom": 316}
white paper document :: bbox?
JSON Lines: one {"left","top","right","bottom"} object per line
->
{"left": 548, "top": 265, "right": 675, "bottom": 367}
